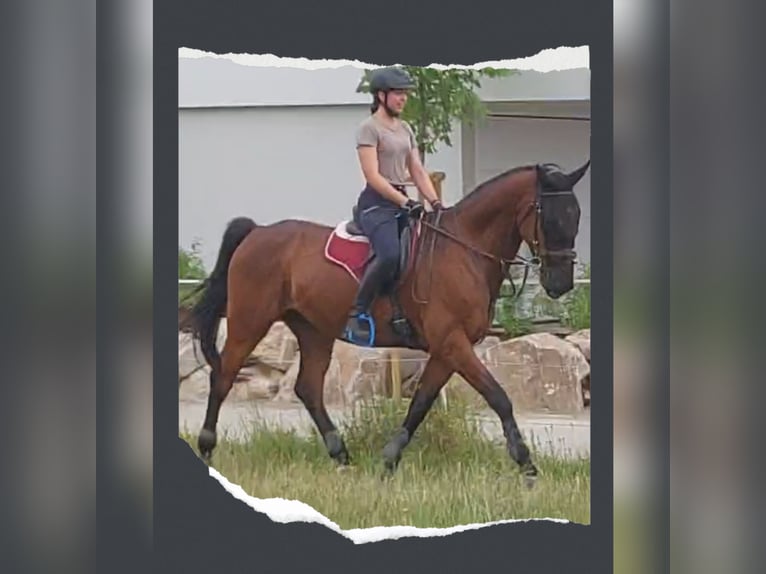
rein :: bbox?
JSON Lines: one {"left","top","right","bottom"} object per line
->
{"left": 410, "top": 170, "right": 579, "bottom": 305}
{"left": 414, "top": 207, "right": 538, "bottom": 304}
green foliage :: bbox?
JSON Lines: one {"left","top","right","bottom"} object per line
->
{"left": 357, "top": 66, "right": 516, "bottom": 162}
{"left": 495, "top": 291, "right": 534, "bottom": 338}
{"left": 179, "top": 238, "right": 207, "bottom": 279}
{"left": 179, "top": 239, "right": 207, "bottom": 304}
{"left": 494, "top": 264, "right": 591, "bottom": 336}
{"left": 561, "top": 265, "right": 591, "bottom": 330}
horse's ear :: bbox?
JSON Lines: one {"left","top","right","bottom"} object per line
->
{"left": 566, "top": 160, "right": 591, "bottom": 188}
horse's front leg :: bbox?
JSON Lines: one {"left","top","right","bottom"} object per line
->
{"left": 382, "top": 356, "right": 453, "bottom": 475}
{"left": 443, "top": 333, "right": 538, "bottom": 487}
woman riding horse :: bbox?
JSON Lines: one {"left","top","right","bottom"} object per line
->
{"left": 343, "top": 67, "right": 444, "bottom": 345}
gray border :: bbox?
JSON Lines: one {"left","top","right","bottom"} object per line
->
{"left": 152, "top": 0, "right": 619, "bottom": 572}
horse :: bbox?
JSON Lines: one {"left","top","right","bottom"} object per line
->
{"left": 185, "top": 159, "right": 590, "bottom": 484}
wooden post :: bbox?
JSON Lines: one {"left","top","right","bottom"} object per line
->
{"left": 391, "top": 351, "right": 401, "bottom": 401}
{"left": 421, "top": 171, "right": 445, "bottom": 206}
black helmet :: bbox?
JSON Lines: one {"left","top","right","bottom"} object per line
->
{"left": 369, "top": 67, "right": 415, "bottom": 92}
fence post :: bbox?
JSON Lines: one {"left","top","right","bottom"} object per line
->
{"left": 391, "top": 351, "right": 401, "bottom": 401}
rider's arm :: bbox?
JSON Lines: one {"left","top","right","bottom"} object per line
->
{"left": 357, "top": 146, "right": 410, "bottom": 207}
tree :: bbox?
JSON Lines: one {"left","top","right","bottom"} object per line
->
{"left": 357, "top": 66, "right": 517, "bottom": 164}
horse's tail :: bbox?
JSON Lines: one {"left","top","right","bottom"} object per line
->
{"left": 186, "top": 217, "right": 257, "bottom": 374}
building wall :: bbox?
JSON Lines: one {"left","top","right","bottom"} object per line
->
{"left": 179, "top": 104, "right": 462, "bottom": 270}
{"left": 178, "top": 56, "right": 590, "bottom": 271}
{"left": 462, "top": 101, "right": 591, "bottom": 265}
{"left": 178, "top": 57, "right": 590, "bottom": 108}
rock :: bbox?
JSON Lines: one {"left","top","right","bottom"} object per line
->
{"left": 272, "top": 361, "right": 301, "bottom": 404}
{"left": 272, "top": 342, "right": 399, "bottom": 407}
{"left": 179, "top": 366, "right": 211, "bottom": 401}
{"left": 391, "top": 349, "right": 430, "bottom": 397}
{"left": 481, "top": 333, "right": 590, "bottom": 413}
{"left": 565, "top": 329, "right": 591, "bottom": 362}
{"left": 231, "top": 358, "right": 281, "bottom": 400}
{"left": 179, "top": 333, "right": 206, "bottom": 382}
{"left": 473, "top": 336, "right": 502, "bottom": 358}
{"left": 324, "top": 342, "right": 391, "bottom": 406}
{"left": 250, "top": 322, "right": 298, "bottom": 372}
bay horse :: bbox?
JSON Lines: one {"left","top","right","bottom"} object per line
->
{"left": 185, "top": 160, "right": 590, "bottom": 484}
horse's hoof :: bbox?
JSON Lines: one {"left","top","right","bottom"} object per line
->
{"left": 324, "top": 431, "right": 350, "bottom": 466}
{"left": 380, "top": 467, "right": 396, "bottom": 482}
{"left": 381, "top": 454, "right": 400, "bottom": 479}
{"left": 382, "top": 440, "right": 402, "bottom": 468}
{"left": 198, "top": 429, "right": 217, "bottom": 463}
{"left": 336, "top": 464, "right": 353, "bottom": 474}
{"left": 522, "top": 463, "right": 539, "bottom": 489}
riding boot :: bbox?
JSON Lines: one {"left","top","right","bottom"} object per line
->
{"left": 343, "top": 258, "right": 389, "bottom": 346}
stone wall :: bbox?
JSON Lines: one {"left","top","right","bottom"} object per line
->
{"left": 179, "top": 320, "right": 591, "bottom": 414}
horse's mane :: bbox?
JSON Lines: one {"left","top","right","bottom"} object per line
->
{"left": 455, "top": 164, "right": 536, "bottom": 209}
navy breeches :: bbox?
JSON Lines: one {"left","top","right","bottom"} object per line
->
{"left": 355, "top": 184, "right": 409, "bottom": 288}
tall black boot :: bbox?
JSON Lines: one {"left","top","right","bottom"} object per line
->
{"left": 343, "top": 258, "right": 389, "bottom": 346}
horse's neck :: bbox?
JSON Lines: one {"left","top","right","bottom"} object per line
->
{"left": 454, "top": 174, "right": 528, "bottom": 266}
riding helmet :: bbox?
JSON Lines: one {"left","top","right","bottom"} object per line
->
{"left": 369, "top": 67, "right": 415, "bottom": 92}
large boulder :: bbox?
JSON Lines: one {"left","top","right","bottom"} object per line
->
{"left": 271, "top": 343, "right": 429, "bottom": 406}
{"left": 178, "top": 366, "right": 211, "bottom": 401}
{"left": 250, "top": 321, "right": 298, "bottom": 372}
{"left": 479, "top": 333, "right": 590, "bottom": 413}
{"left": 274, "top": 342, "right": 392, "bottom": 406}
{"left": 565, "top": 329, "right": 591, "bottom": 362}
{"left": 565, "top": 329, "right": 591, "bottom": 405}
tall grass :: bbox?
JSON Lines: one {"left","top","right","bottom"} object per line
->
{"left": 180, "top": 396, "right": 590, "bottom": 529}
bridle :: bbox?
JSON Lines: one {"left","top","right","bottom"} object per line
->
{"left": 417, "top": 172, "right": 578, "bottom": 299}
{"left": 526, "top": 184, "right": 579, "bottom": 263}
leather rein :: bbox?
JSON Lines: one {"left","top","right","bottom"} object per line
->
{"left": 415, "top": 180, "right": 578, "bottom": 301}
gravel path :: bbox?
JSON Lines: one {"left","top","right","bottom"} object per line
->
{"left": 179, "top": 399, "right": 590, "bottom": 459}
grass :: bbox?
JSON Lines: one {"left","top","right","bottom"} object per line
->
{"left": 180, "top": 397, "right": 590, "bottom": 529}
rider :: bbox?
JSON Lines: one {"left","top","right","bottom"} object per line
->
{"left": 343, "top": 66, "right": 444, "bottom": 345}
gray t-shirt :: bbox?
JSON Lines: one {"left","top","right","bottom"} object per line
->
{"left": 355, "top": 116, "right": 417, "bottom": 186}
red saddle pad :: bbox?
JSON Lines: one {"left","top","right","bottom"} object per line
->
{"left": 324, "top": 221, "right": 372, "bottom": 282}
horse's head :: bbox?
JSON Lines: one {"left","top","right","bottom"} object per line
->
{"left": 517, "top": 160, "right": 590, "bottom": 299}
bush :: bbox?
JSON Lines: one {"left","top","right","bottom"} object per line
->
{"left": 179, "top": 239, "right": 206, "bottom": 279}
{"left": 561, "top": 264, "right": 590, "bottom": 330}
{"left": 494, "top": 263, "right": 591, "bottom": 337}
{"left": 179, "top": 239, "right": 207, "bottom": 304}
{"left": 495, "top": 281, "right": 534, "bottom": 338}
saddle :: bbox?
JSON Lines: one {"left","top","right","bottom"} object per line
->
{"left": 324, "top": 206, "right": 422, "bottom": 346}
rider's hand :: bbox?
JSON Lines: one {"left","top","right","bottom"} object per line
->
{"left": 430, "top": 199, "right": 444, "bottom": 213}
{"left": 403, "top": 199, "right": 425, "bottom": 219}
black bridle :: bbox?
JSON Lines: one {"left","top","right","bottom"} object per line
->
{"left": 524, "top": 181, "right": 579, "bottom": 264}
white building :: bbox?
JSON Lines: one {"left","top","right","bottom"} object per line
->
{"left": 178, "top": 53, "right": 591, "bottom": 272}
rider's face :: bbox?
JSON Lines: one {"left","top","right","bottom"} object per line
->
{"left": 380, "top": 89, "right": 409, "bottom": 115}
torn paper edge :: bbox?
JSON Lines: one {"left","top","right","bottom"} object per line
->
{"left": 177, "top": 45, "right": 589, "bottom": 72}
{"left": 208, "top": 466, "right": 571, "bottom": 545}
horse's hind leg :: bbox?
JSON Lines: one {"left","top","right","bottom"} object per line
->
{"left": 382, "top": 357, "right": 453, "bottom": 474}
{"left": 198, "top": 318, "right": 275, "bottom": 461}
{"left": 284, "top": 313, "right": 350, "bottom": 466}
{"left": 443, "top": 333, "right": 538, "bottom": 486}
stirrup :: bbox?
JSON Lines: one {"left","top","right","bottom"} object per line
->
{"left": 344, "top": 312, "right": 376, "bottom": 347}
